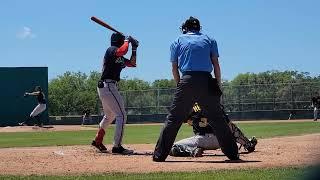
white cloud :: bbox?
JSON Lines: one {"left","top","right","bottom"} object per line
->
{"left": 16, "top": 26, "right": 36, "bottom": 39}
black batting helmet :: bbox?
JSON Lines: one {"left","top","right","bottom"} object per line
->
{"left": 183, "top": 16, "right": 201, "bottom": 32}
{"left": 111, "top": 32, "right": 125, "bottom": 47}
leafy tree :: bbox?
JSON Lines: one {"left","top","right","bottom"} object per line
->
{"left": 48, "top": 71, "right": 99, "bottom": 115}
{"left": 48, "top": 70, "right": 319, "bottom": 115}
{"left": 152, "top": 79, "right": 176, "bottom": 89}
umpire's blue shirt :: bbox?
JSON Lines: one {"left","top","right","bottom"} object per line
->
{"left": 170, "top": 32, "right": 219, "bottom": 73}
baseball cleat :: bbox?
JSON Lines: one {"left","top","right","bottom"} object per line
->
{"left": 244, "top": 136, "right": 258, "bottom": 153}
{"left": 18, "top": 122, "right": 27, "bottom": 126}
{"left": 91, "top": 140, "right": 107, "bottom": 153}
{"left": 112, "top": 146, "right": 134, "bottom": 155}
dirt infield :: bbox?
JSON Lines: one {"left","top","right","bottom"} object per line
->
{"left": 0, "top": 125, "right": 97, "bottom": 133}
{"left": 0, "top": 133, "right": 319, "bottom": 175}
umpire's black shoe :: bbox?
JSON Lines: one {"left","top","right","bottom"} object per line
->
{"left": 112, "top": 146, "right": 134, "bottom": 155}
{"left": 91, "top": 140, "right": 107, "bottom": 153}
{"left": 152, "top": 152, "right": 165, "bottom": 162}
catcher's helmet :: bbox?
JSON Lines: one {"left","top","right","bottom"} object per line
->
{"left": 182, "top": 16, "right": 201, "bottom": 32}
{"left": 111, "top": 32, "right": 125, "bottom": 47}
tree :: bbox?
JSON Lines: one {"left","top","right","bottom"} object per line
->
{"left": 48, "top": 71, "right": 100, "bottom": 115}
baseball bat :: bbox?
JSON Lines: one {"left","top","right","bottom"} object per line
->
{"left": 90, "top": 16, "right": 123, "bottom": 35}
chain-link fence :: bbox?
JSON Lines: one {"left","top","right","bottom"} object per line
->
{"left": 222, "top": 82, "right": 320, "bottom": 112}
{"left": 116, "top": 82, "right": 320, "bottom": 115}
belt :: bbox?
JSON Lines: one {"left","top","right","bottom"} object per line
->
{"left": 102, "top": 79, "right": 117, "bottom": 83}
{"left": 182, "top": 71, "right": 211, "bottom": 76}
{"left": 196, "top": 133, "right": 215, "bottom": 137}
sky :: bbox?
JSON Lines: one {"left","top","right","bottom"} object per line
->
{"left": 0, "top": 0, "right": 319, "bottom": 82}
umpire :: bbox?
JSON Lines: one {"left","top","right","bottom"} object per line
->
{"left": 153, "top": 17, "right": 239, "bottom": 162}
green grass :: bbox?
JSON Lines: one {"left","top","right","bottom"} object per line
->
{"left": 0, "top": 121, "right": 319, "bottom": 148}
{"left": 0, "top": 166, "right": 317, "bottom": 180}
{"left": 235, "top": 121, "right": 320, "bottom": 139}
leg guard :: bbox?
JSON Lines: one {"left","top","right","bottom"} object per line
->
{"left": 229, "top": 122, "right": 257, "bottom": 152}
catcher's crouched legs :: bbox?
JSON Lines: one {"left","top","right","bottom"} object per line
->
{"left": 169, "top": 136, "right": 200, "bottom": 157}
{"left": 170, "top": 144, "right": 194, "bottom": 157}
{"left": 170, "top": 144, "right": 205, "bottom": 157}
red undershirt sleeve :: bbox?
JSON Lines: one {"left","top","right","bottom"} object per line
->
{"left": 115, "top": 41, "right": 129, "bottom": 57}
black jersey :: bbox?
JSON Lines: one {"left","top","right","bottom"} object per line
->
{"left": 100, "top": 46, "right": 130, "bottom": 82}
{"left": 312, "top": 96, "right": 320, "bottom": 108}
{"left": 189, "top": 105, "right": 231, "bottom": 135}
{"left": 37, "top": 92, "right": 46, "bottom": 104}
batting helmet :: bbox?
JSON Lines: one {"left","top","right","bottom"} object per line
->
{"left": 183, "top": 16, "right": 201, "bottom": 32}
{"left": 111, "top": 32, "right": 125, "bottom": 47}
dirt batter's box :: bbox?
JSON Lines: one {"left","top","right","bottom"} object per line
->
{"left": 0, "top": 67, "right": 48, "bottom": 126}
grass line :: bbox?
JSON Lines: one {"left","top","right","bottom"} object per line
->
{"left": 0, "top": 122, "right": 319, "bottom": 148}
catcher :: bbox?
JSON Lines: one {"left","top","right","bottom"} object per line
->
{"left": 169, "top": 103, "right": 257, "bottom": 157}
{"left": 18, "top": 86, "right": 46, "bottom": 127}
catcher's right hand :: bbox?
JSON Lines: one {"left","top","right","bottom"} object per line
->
{"left": 23, "top": 92, "right": 28, "bottom": 97}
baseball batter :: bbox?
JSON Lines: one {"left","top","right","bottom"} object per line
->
{"left": 91, "top": 32, "right": 138, "bottom": 154}
{"left": 169, "top": 103, "right": 258, "bottom": 157}
{"left": 311, "top": 94, "right": 320, "bottom": 121}
{"left": 18, "top": 86, "right": 46, "bottom": 127}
